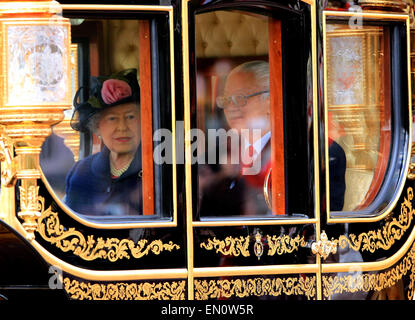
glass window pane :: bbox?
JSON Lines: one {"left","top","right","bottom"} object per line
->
{"left": 196, "top": 11, "right": 273, "bottom": 217}
{"left": 40, "top": 16, "right": 173, "bottom": 220}
{"left": 326, "top": 23, "right": 392, "bottom": 212}
{"left": 195, "top": 9, "right": 312, "bottom": 219}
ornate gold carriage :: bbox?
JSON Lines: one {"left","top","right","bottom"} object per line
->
{"left": 0, "top": 0, "right": 414, "bottom": 301}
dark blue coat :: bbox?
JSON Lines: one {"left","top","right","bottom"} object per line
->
{"left": 329, "top": 141, "right": 346, "bottom": 211}
{"left": 64, "top": 146, "right": 142, "bottom": 216}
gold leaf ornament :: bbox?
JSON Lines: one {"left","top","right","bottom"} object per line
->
{"left": 200, "top": 233, "right": 307, "bottom": 257}
{"left": 267, "top": 234, "right": 307, "bottom": 256}
{"left": 63, "top": 278, "right": 186, "bottom": 300}
{"left": 37, "top": 205, "right": 180, "bottom": 262}
{"left": 194, "top": 276, "right": 316, "bottom": 300}
{"left": 336, "top": 187, "right": 415, "bottom": 253}
{"left": 200, "top": 236, "right": 250, "bottom": 257}
{"left": 323, "top": 241, "right": 415, "bottom": 299}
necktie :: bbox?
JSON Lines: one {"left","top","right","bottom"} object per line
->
{"left": 242, "top": 145, "right": 257, "bottom": 169}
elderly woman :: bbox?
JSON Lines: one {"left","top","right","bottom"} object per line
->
{"left": 65, "top": 68, "right": 142, "bottom": 216}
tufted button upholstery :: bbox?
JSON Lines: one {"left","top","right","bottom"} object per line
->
{"left": 195, "top": 11, "right": 269, "bottom": 57}
{"left": 104, "top": 20, "right": 141, "bottom": 76}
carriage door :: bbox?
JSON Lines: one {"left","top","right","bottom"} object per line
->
{"left": 320, "top": 11, "right": 415, "bottom": 300}
{"left": 34, "top": 4, "right": 187, "bottom": 299}
{"left": 183, "top": 0, "right": 323, "bottom": 300}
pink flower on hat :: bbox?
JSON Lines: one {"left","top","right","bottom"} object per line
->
{"left": 101, "top": 79, "right": 132, "bottom": 105}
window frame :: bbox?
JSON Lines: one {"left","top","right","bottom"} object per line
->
{"left": 187, "top": 0, "right": 319, "bottom": 226}
{"left": 323, "top": 11, "right": 412, "bottom": 223}
{"left": 39, "top": 4, "right": 178, "bottom": 229}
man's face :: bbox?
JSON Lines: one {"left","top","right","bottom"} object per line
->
{"left": 223, "top": 70, "right": 270, "bottom": 136}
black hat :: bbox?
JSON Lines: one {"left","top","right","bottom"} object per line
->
{"left": 71, "top": 68, "right": 140, "bottom": 133}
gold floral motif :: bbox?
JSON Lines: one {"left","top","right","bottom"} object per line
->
{"left": 336, "top": 187, "right": 415, "bottom": 253}
{"left": 311, "top": 231, "right": 337, "bottom": 260}
{"left": 18, "top": 185, "right": 44, "bottom": 240}
{"left": 201, "top": 234, "right": 307, "bottom": 258}
{"left": 63, "top": 278, "right": 186, "bottom": 300}
{"left": 37, "top": 205, "right": 180, "bottom": 262}
{"left": 323, "top": 241, "right": 415, "bottom": 299}
{"left": 20, "top": 185, "right": 42, "bottom": 212}
{"left": 194, "top": 276, "right": 316, "bottom": 300}
{"left": 200, "top": 236, "right": 250, "bottom": 257}
{"left": 267, "top": 234, "right": 307, "bottom": 256}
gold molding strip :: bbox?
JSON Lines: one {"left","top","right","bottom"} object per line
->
{"left": 61, "top": 4, "right": 172, "bottom": 11}
{"left": 182, "top": 0, "right": 195, "bottom": 300}
{"left": 335, "top": 187, "right": 414, "bottom": 253}
{"left": 194, "top": 276, "right": 317, "bottom": 300}
{"left": 64, "top": 278, "right": 186, "bottom": 300}
{"left": 300, "top": 0, "right": 314, "bottom": 5}
{"left": 36, "top": 202, "right": 180, "bottom": 262}
{"left": 310, "top": 0, "right": 322, "bottom": 300}
{"left": 192, "top": 218, "right": 317, "bottom": 227}
{"left": 322, "top": 240, "right": 415, "bottom": 300}
{"left": 193, "top": 264, "right": 319, "bottom": 278}
{"left": 324, "top": 11, "right": 409, "bottom": 19}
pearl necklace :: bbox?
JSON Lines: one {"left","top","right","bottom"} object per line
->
{"left": 110, "top": 157, "right": 133, "bottom": 177}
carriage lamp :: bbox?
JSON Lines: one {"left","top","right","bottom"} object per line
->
{"left": 0, "top": 0, "right": 71, "bottom": 240}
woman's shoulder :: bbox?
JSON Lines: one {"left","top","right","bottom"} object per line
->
{"left": 67, "top": 152, "right": 102, "bottom": 181}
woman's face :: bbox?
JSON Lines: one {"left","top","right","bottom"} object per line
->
{"left": 96, "top": 102, "right": 141, "bottom": 156}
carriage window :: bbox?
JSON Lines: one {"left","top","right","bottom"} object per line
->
{"left": 195, "top": 8, "right": 313, "bottom": 219}
{"left": 325, "top": 17, "right": 409, "bottom": 216}
{"left": 40, "top": 15, "right": 174, "bottom": 221}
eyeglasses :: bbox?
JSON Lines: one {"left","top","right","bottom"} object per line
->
{"left": 216, "top": 90, "right": 269, "bottom": 109}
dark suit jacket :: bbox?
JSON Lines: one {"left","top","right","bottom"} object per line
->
{"left": 40, "top": 133, "right": 75, "bottom": 196}
{"left": 198, "top": 140, "right": 346, "bottom": 216}
{"left": 64, "top": 146, "right": 142, "bottom": 216}
{"left": 328, "top": 140, "right": 346, "bottom": 211}
{"left": 199, "top": 141, "right": 271, "bottom": 217}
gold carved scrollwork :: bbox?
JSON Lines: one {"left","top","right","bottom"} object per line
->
{"left": 200, "top": 236, "right": 250, "bottom": 257}
{"left": 336, "top": 187, "right": 415, "bottom": 253}
{"left": 19, "top": 186, "right": 44, "bottom": 240}
{"left": 323, "top": 241, "right": 415, "bottom": 300}
{"left": 20, "top": 186, "right": 42, "bottom": 212}
{"left": 408, "top": 144, "right": 415, "bottom": 180}
{"left": 37, "top": 205, "right": 180, "bottom": 262}
{"left": 194, "top": 276, "right": 316, "bottom": 300}
{"left": 200, "top": 234, "right": 307, "bottom": 257}
{"left": 63, "top": 278, "right": 186, "bottom": 300}
{"left": 0, "top": 127, "right": 16, "bottom": 187}
{"left": 267, "top": 234, "right": 307, "bottom": 256}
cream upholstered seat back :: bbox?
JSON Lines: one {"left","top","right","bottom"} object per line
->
{"left": 195, "top": 11, "right": 269, "bottom": 58}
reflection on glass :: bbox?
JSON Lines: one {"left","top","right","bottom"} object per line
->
{"left": 326, "top": 23, "right": 391, "bottom": 212}
{"left": 7, "top": 24, "right": 69, "bottom": 105}
{"left": 64, "top": 68, "right": 142, "bottom": 216}
{"left": 196, "top": 10, "right": 276, "bottom": 217}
